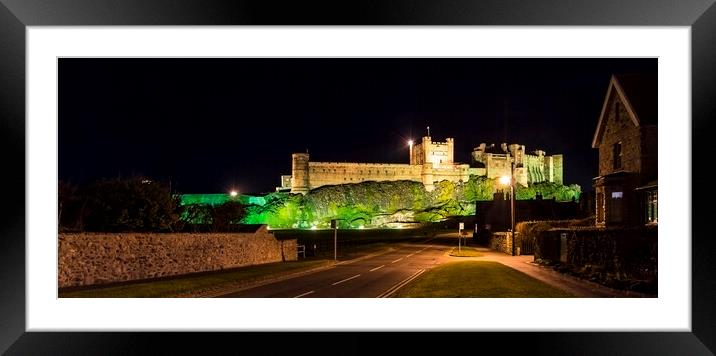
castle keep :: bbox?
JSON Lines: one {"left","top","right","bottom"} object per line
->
{"left": 278, "top": 137, "right": 563, "bottom": 194}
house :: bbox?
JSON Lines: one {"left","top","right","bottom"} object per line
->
{"left": 592, "top": 74, "right": 657, "bottom": 227}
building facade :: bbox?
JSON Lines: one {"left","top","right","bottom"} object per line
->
{"left": 592, "top": 74, "right": 657, "bottom": 227}
{"left": 278, "top": 136, "right": 565, "bottom": 194}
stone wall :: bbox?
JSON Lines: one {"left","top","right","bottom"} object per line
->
{"left": 307, "top": 162, "right": 423, "bottom": 187}
{"left": 551, "top": 154, "right": 564, "bottom": 185}
{"left": 473, "top": 144, "right": 563, "bottom": 187}
{"left": 304, "top": 161, "right": 473, "bottom": 192}
{"left": 488, "top": 232, "right": 522, "bottom": 255}
{"left": 58, "top": 225, "right": 297, "bottom": 288}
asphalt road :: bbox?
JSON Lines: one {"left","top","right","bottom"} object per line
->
{"left": 218, "top": 237, "right": 455, "bottom": 298}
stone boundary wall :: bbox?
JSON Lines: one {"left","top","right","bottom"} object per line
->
{"left": 488, "top": 232, "right": 521, "bottom": 255}
{"left": 59, "top": 226, "right": 298, "bottom": 288}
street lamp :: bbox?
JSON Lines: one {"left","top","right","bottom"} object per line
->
{"left": 408, "top": 140, "right": 414, "bottom": 164}
{"left": 499, "top": 161, "right": 516, "bottom": 256}
{"left": 230, "top": 190, "right": 238, "bottom": 197}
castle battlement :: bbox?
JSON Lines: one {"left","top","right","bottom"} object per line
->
{"left": 278, "top": 136, "right": 563, "bottom": 194}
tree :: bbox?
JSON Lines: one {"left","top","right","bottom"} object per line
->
{"left": 83, "top": 177, "right": 180, "bottom": 232}
{"left": 209, "top": 201, "right": 246, "bottom": 232}
{"left": 58, "top": 180, "right": 86, "bottom": 231}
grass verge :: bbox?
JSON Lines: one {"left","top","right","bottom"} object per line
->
{"left": 394, "top": 261, "right": 574, "bottom": 298}
{"left": 448, "top": 247, "right": 484, "bottom": 257}
{"left": 59, "top": 259, "right": 331, "bottom": 298}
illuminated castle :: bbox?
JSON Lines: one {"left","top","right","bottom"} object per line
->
{"left": 278, "top": 137, "right": 563, "bottom": 194}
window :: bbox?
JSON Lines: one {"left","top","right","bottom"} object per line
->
{"left": 611, "top": 191, "right": 623, "bottom": 199}
{"left": 613, "top": 142, "right": 622, "bottom": 170}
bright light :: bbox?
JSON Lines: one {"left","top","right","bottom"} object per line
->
{"left": 358, "top": 225, "right": 365, "bottom": 229}
{"left": 408, "top": 140, "right": 413, "bottom": 146}
{"left": 230, "top": 190, "right": 238, "bottom": 197}
{"left": 499, "top": 176, "right": 511, "bottom": 186}
{"left": 310, "top": 226, "right": 318, "bottom": 230}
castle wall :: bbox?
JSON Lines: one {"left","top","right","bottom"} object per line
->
{"left": 307, "top": 162, "right": 423, "bottom": 188}
{"left": 431, "top": 164, "right": 473, "bottom": 183}
{"left": 551, "top": 154, "right": 564, "bottom": 185}
{"left": 286, "top": 137, "right": 565, "bottom": 193}
{"left": 485, "top": 154, "right": 511, "bottom": 179}
{"left": 524, "top": 155, "right": 544, "bottom": 183}
{"left": 473, "top": 144, "right": 563, "bottom": 187}
{"left": 306, "top": 162, "right": 474, "bottom": 192}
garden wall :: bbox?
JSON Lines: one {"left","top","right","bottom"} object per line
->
{"left": 58, "top": 225, "right": 297, "bottom": 288}
{"left": 488, "top": 232, "right": 521, "bottom": 255}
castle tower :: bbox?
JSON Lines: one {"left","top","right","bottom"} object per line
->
{"left": 421, "top": 162, "right": 434, "bottom": 192}
{"left": 544, "top": 154, "right": 564, "bottom": 185}
{"left": 507, "top": 143, "right": 525, "bottom": 166}
{"left": 446, "top": 138, "right": 455, "bottom": 165}
{"left": 422, "top": 136, "right": 431, "bottom": 163}
{"left": 290, "top": 153, "right": 310, "bottom": 194}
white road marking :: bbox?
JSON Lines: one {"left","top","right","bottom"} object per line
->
{"left": 392, "top": 258, "right": 404, "bottom": 263}
{"left": 294, "top": 290, "right": 315, "bottom": 298}
{"left": 406, "top": 254, "right": 414, "bottom": 258}
{"left": 336, "top": 248, "right": 394, "bottom": 265}
{"left": 377, "top": 269, "right": 426, "bottom": 298}
{"left": 332, "top": 274, "right": 361, "bottom": 285}
{"left": 369, "top": 265, "right": 385, "bottom": 272}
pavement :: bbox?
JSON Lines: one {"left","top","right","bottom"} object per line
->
{"left": 216, "top": 233, "right": 652, "bottom": 298}
{"left": 218, "top": 236, "right": 452, "bottom": 298}
{"left": 449, "top": 247, "right": 653, "bottom": 298}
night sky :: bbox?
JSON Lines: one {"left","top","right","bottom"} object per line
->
{"left": 59, "top": 58, "right": 656, "bottom": 194}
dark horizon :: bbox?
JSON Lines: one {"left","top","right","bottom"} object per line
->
{"left": 59, "top": 58, "right": 657, "bottom": 194}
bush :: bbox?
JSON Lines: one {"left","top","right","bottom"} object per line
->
{"left": 533, "top": 226, "right": 658, "bottom": 293}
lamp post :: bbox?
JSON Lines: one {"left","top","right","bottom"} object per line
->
{"left": 408, "top": 140, "right": 414, "bottom": 164}
{"left": 499, "top": 160, "right": 516, "bottom": 256}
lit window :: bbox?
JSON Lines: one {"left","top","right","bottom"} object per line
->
{"left": 611, "top": 191, "right": 623, "bottom": 199}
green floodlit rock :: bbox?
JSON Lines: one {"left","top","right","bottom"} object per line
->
{"left": 179, "top": 176, "right": 580, "bottom": 229}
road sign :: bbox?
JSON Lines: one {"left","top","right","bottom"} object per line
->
{"left": 330, "top": 219, "right": 337, "bottom": 229}
{"left": 459, "top": 222, "right": 464, "bottom": 230}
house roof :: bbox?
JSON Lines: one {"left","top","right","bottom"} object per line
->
{"left": 592, "top": 73, "right": 657, "bottom": 148}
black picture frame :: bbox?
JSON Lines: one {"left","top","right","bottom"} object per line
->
{"left": 1, "top": 1, "right": 713, "bottom": 354}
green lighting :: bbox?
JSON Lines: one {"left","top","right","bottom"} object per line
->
{"left": 179, "top": 177, "right": 580, "bottom": 229}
